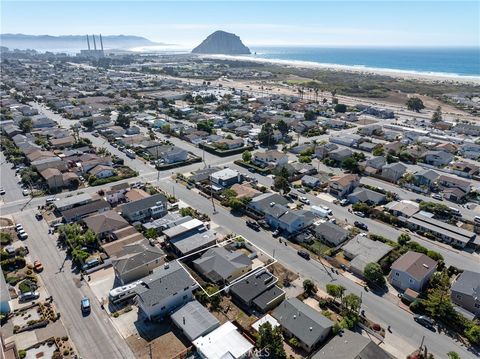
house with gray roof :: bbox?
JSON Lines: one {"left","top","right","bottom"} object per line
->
{"left": 381, "top": 162, "right": 407, "bottom": 182}
{"left": 314, "top": 222, "right": 348, "bottom": 246}
{"left": 272, "top": 298, "right": 333, "bottom": 353}
{"left": 424, "top": 150, "right": 454, "bottom": 167}
{"left": 347, "top": 188, "right": 386, "bottom": 205}
{"left": 451, "top": 270, "right": 480, "bottom": 317}
{"left": 112, "top": 240, "right": 165, "bottom": 285}
{"left": 120, "top": 193, "right": 167, "bottom": 223}
{"left": 388, "top": 251, "right": 437, "bottom": 292}
{"left": 193, "top": 247, "right": 252, "bottom": 284}
{"left": 229, "top": 270, "right": 285, "bottom": 312}
{"left": 170, "top": 300, "right": 220, "bottom": 342}
{"left": 135, "top": 261, "right": 197, "bottom": 320}
{"left": 169, "top": 229, "right": 218, "bottom": 256}
{"left": 414, "top": 169, "right": 439, "bottom": 187}
{"left": 312, "top": 329, "right": 394, "bottom": 359}
{"left": 342, "top": 235, "right": 392, "bottom": 276}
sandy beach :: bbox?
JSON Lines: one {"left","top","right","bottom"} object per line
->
{"left": 200, "top": 54, "right": 480, "bottom": 85}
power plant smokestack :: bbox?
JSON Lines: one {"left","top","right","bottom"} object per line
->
{"left": 86, "top": 35, "right": 91, "bottom": 51}
{"left": 92, "top": 34, "right": 97, "bottom": 51}
{"left": 99, "top": 34, "right": 104, "bottom": 52}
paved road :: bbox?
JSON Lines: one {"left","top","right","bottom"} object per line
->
{"left": 13, "top": 210, "right": 135, "bottom": 359}
{"left": 0, "top": 152, "right": 25, "bottom": 204}
{"left": 153, "top": 177, "right": 478, "bottom": 359}
{"left": 226, "top": 162, "right": 480, "bottom": 270}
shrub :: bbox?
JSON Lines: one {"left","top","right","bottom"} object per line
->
{"left": 409, "top": 300, "right": 425, "bottom": 314}
{"left": 0, "top": 232, "right": 12, "bottom": 245}
{"left": 288, "top": 337, "right": 299, "bottom": 347}
{"left": 18, "top": 349, "right": 26, "bottom": 359}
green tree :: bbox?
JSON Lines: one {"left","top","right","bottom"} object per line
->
{"left": 397, "top": 233, "right": 411, "bottom": 246}
{"left": 303, "top": 279, "right": 316, "bottom": 295}
{"left": 273, "top": 176, "right": 290, "bottom": 194}
{"left": 277, "top": 119, "right": 289, "bottom": 136}
{"left": 71, "top": 248, "right": 89, "bottom": 266}
{"left": 372, "top": 146, "right": 384, "bottom": 156}
{"left": 447, "top": 352, "right": 460, "bottom": 359}
{"left": 426, "top": 250, "right": 443, "bottom": 262}
{"left": 364, "top": 262, "right": 386, "bottom": 287}
{"left": 464, "top": 324, "right": 480, "bottom": 345}
{"left": 115, "top": 113, "right": 130, "bottom": 129}
{"left": 197, "top": 120, "right": 214, "bottom": 134}
{"left": 341, "top": 156, "right": 358, "bottom": 172}
{"left": 424, "top": 270, "right": 454, "bottom": 319}
{"left": 326, "top": 284, "right": 345, "bottom": 302}
{"left": 304, "top": 110, "right": 317, "bottom": 121}
{"left": 242, "top": 150, "right": 252, "bottom": 163}
{"left": 334, "top": 104, "right": 347, "bottom": 113}
{"left": 19, "top": 117, "right": 32, "bottom": 133}
{"left": 257, "top": 322, "right": 286, "bottom": 359}
{"left": 82, "top": 117, "right": 94, "bottom": 130}
{"left": 258, "top": 123, "right": 275, "bottom": 147}
{"left": 431, "top": 106, "right": 442, "bottom": 123}
{"left": 342, "top": 293, "right": 362, "bottom": 314}
{"left": 145, "top": 228, "right": 157, "bottom": 239}
{"left": 406, "top": 97, "right": 425, "bottom": 112}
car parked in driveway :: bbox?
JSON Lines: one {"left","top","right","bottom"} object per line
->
{"left": 0, "top": 188, "right": 5, "bottom": 195}
{"left": 413, "top": 315, "right": 435, "bottom": 331}
{"left": 19, "top": 291, "right": 40, "bottom": 302}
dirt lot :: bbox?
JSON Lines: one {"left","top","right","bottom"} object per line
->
{"left": 211, "top": 296, "right": 257, "bottom": 331}
{"left": 269, "top": 262, "right": 299, "bottom": 285}
{"left": 125, "top": 320, "right": 188, "bottom": 359}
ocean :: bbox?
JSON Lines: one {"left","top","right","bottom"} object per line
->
{"left": 248, "top": 46, "right": 480, "bottom": 78}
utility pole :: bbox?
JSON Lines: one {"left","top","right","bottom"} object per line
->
{"left": 209, "top": 176, "right": 217, "bottom": 214}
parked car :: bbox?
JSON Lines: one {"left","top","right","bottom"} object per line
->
{"left": 15, "top": 224, "right": 23, "bottom": 231}
{"left": 18, "top": 231, "right": 28, "bottom": 240}
{"left": 82, "top": 258, "right": 100, "bottom": 271}
{"left": 35, "top": 213, "right": 43, "bottom": 221}
{"left": 297, "top": 188, "right": 306, "bottom": 194}
{"left": 272, "top": 229, "right": 280, "bottom": 237}
{"left": 299, "top": 196, "right": 310, "bottom": 204}
{"left": 339, "top": 199, "right": 349, "bottom": 206}
{"left": 81, "top": 296, "right": 91, "bottom": 313}
{"left": 321, "top": 206, "right": 333, "bottom": 215}
{"left": 353, "top": 211, "right": 366, "bottom": 218}
{"left": 431, "top": 193, "right": 443, "bottom": 200}
{"left": 354, "top": 221, "right": 368, "bottom": 230}
{"left": 288, "top": 192, "right": 298, "bottom": 200}
{"left": 246, "top": 220, "right": 260, "bottom": 231}
{"left": 22, "top": 189, "right": 29, "bottom": 196}
{"left": 297, "top": 250, "right": 310, "bottom": 260}
{"left": 413, "top": 315, "right": 435, "bottom": 331}
{"left": 33, "top": 260, "right": 44, "bottom": 272}
{"left": 0, "top": 188, "right": 5, "bottom": 195}
{"left": 19, "top": 291, "right": 40, "bottom": 302}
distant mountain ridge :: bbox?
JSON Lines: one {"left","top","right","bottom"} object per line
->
{"left": 0, "top": 34, "right": 161, "bottom": 50}
{"left": 192, "top": 30, "right": 250, "bottom": 55}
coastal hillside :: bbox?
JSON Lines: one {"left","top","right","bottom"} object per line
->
{"left": 0, "top": 34, "right": 160, "bottom": 50}
{"left": 192, "top": 30, "right": 250, "bottom": 55}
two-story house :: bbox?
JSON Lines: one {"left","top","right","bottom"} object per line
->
{"left": 134, "top": 261, "right": 197, "bottom": 320}
{"left": 328, "top": 174, "right": 360, "bottom": 198}
{"left": 388, "top": 251, "right": 437, "bottom": 292}
{"left": 120, "top": 193, "right": 168, "bottom": 223}
{"left": 253, "top": 150, "right": 288, "bottom": 168}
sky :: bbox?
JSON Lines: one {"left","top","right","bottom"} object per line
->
{"left": 1, "top": 1, "right": 479, "bottom": 47}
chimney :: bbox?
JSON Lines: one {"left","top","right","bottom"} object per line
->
{"left": 99, "top": 34, "right": 104, "bottom": 51}
{"left": 92, "top": 35, "right": 97, "bottom": 51}
{"left": 86, "top": 35, "right": 91, "bottom": 51}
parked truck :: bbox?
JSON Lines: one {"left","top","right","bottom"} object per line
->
{"left": 311, "top": 205, "right": 330, "bottom": 218}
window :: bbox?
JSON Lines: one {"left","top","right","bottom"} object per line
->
{"left": 395, "top": 272, "right": 399, "bottom": 277}
{"left": 160, "top": 306, "right": 166, "bottom": 310}
{"left": 183, "top": 295, "right": 188, "bottom": 300}
{"left": 409, "top": 279, "right": 414, "bottom": 284}
{"left": 456, "top": 295, "right": 462, "bottom": 300}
